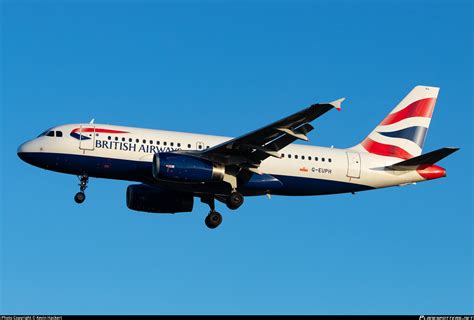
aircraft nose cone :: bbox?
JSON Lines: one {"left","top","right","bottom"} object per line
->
{"left": 17, "top": 141, "right": 35, "bottom": 164}
{"left": 17, "top": 142, "right": 27, "bottom": 159}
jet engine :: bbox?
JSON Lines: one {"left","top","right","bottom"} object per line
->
{"left": 152, "top": 153, "right": 225, "bottom": 183}
{"left": 126, "top": 184, "right": 194, "bottom": 213}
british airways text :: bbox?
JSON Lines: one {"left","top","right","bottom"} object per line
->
{"left": 95, "top": 140, "right": 179, "bottom": 153}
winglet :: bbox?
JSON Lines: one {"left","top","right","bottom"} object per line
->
{"left": 329, "top": 98, "right": 345, "bottom": 111}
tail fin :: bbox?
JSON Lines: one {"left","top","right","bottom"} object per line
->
{"left": 353, "top": 85, "right": 439, "bottom": 159}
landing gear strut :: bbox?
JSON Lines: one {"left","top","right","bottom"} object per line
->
{"left": 202, "top": 196, "right": 222, "bottom": 229}
{"left": 226, "top": 190, "right": 244, "bottom": 210}
{"left": 74, "top": 174, "right": 89, "bottom": 204}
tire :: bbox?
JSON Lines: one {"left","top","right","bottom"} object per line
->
{"left": 74, "top": 192, "right": 86, "bottom": 204}
{"left": 226, "top": 191, "right": 244, "bottom": 210}
{"left": 205, "top": 211, "right": 222, "bottom": 229}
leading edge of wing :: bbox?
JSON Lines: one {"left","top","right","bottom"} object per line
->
{"left": 199, "top": 97, "right": 345, "bottom": 165}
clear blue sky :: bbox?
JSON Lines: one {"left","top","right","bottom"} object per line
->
{"left": 1, "top": 0, "right": 472, "bottom": 315}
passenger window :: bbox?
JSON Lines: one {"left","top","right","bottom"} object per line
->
{"left": 206, "top": 146, "right": 209, "bottom": 149}
{"left": 122, "top": 137, "right": 126, "bottom": 142}
{"left": 115, "top": 137, "right": 118, "bottom": 141}
{"left": 295, "top": 155, "right": 298, "bottom": 159}
{"left": 288, "top": 154, "right": 292, "bottom": 159}
{"left": 322, "top": 158, "right": 325, "bottom": 162}
{"left": 149, "top": 140, "right": 153, "bottom": 144}
{"left": 281, "top": 154, "right": 285, "bottom": 158}
{"left": 157, "top": 141, "right": 160, "bottom": 145}
{"left": 170, "top": 142, "right": 174, "bottom": 147}
{"left": 198, "top": 144, "right": 202, "bottom": 149}
{"left": 108, "top": 136, "right": 111, "bottom": 140}
{"left": 47, "top": 131, "right": 54, "bottom": 137}
{"left": 136, "top": 139, "right": 139, "bottom": 143}
{"left": 129, "top": 138, "right": 132, "bottom": 142}
{"left": 188, "top": 144, "right": 191, "bottom": 148}
{"left": 308, "top": 156, "right": 312, "bottom": 160}
{"left": 142, "top": 139, "right": 146, "bottom": 143}
{"left": 328, "top": 158, "right": 332, "bottom": 163}
{"left": 315, "top": 157, "right": 319, "bottom": 161}
{"left": 164, "top": 141, "right": 167, "bottom": 146}
{"left": 56, "top": 131, "right": 63, "bottom": 137}
{"left": 302, "top": 155, "right": 305, "bottom": 160}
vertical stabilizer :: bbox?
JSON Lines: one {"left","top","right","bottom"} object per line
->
{"left": 352, "top": 86, "right": 439, "bottom": 159}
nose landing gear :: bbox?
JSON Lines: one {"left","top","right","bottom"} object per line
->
{"left": 74, "top": 175, "right": 89, "bottom": 204}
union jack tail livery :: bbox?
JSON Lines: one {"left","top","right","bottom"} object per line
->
{"left": 354, "top": 85, "right": 439, "bottom": 159}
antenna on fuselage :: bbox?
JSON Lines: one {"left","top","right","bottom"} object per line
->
{"left": 89, "top": 118, "right": 95, "bottom": 124}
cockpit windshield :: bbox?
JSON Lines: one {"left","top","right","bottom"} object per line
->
{"left": 37, "top": 128, "right": 53, "bottom": 137}
{"left": 37, "top": 128, "right": 63, "bottom": 138}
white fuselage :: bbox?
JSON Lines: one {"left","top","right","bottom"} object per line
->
{"left": 18, "top": 123, "right": 432, "bottom": 196}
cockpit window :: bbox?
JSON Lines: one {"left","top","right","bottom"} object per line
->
{"left": 37, "top": 128, "right": 63, "bottom": 138}
{"left": 37, "top": 127, "right": 54, "bottom": 137}
{"left": 38, "top": 130, "right": 49, "bottom": 137}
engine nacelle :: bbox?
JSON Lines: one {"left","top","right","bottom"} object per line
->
{"left": 153, "top": 153, "right": 225, "bottom": 183}
{"left": 126, "top": 184, "right": 194, "bottom": 213}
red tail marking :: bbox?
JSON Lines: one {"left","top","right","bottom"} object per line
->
{"left": 380, "top": 98, "right": 436, "bottom": 126}
{"left": 361, "top": 138, "right": 414, "bottom": 159}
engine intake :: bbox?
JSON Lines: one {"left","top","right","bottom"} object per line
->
{"left": 153, "top": 153, "right": 225, "bottom": 182}
{"left": 126, "top": 184, "right": 194, "bottom": 213}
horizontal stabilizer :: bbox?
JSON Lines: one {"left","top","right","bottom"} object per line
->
{"left": 386, "top": 147, "right": 459, "bottom": 170}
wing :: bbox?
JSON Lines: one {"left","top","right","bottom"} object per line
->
{"left": 192, "top": 98, "right": 345, "bottom": 171}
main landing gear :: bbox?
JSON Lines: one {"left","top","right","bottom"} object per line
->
{"left": 205, "top": 211, "right": 223, "bottom": 229}
{"left": 226, "top": 190, "right": 244, "bottom": 210}
{"left": 201, "top": 191, "right": 245, "bottom": 229}
{"left": 202, "top": 196, "right": 222, "bottom": 229}
{"left": 74, "top": 174, "right": 89, "bottom": 204}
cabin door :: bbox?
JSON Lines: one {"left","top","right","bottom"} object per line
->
{"left": 346, "top": 152, "right": 361, "bottom": 178}
{"left": 79, "top": 125, "right": 96, "bottom": 151}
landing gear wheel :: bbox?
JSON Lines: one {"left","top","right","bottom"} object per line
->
{"left": 226, "top": 191, "right": 244, "bottom": 210}
{"left": 205, "top": 211, "right": 222, "bottom": 229}
{"left": 74, "top": 174, "right": 89, "bottom": 204}
{"left": 74, "top": 192, "right": 86, "bottom": 204}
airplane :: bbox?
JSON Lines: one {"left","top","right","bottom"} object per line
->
{"left": 17, "top": 85, "right": 459, "bottom": 229}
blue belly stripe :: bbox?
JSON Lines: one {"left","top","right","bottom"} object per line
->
{"left": 18, "top": 152, "right": 373, "bottom": 196}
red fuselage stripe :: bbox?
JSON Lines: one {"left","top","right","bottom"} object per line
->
{"left": 71, "top": 128, "right": 129, "bottom": 134}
